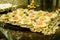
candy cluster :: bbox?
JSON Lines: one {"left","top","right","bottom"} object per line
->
{"left": 0, "top": 8, "right": 59, "bottom": 35}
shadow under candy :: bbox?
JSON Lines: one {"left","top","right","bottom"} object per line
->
{"left": 0, "top": 22, "right": 60, "bottom": 40}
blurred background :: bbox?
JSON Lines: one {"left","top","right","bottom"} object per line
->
{"left": 0, "top": 0, "right": 60, "bottom": 11}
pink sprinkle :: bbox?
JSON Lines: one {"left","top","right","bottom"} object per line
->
{"left": 14, "top": 16, "right": 18, "bottom": 18}
{"left": 29, "top": 10, "right": 33, "bottom": 13}
{"left": 36, "top": 20, "right": 42, "bottom": 25}
{"left": 47, "top": 13, "right": 52, "bottom": 16}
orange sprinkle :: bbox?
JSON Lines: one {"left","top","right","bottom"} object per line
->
{"left": 12, "top": 11, "right": 16, "bottom": 14}
{"left": 29, "top": 14, "right": 34, "bottom": 17}
{"left": 29, "top": 14, "right": 35, "bottom": 19}
{"left": 47, "top": 13, "right": 52, "bottom": 16}
{"left": 13, "top": 16, "right": 18, "bottom": 20}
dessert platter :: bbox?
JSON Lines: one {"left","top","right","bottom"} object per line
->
{"left": 0, "top": 0, "right": 60, "bottom": 35}
{"left": 0, "top": 7, "right": 60, "bottom": 35}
